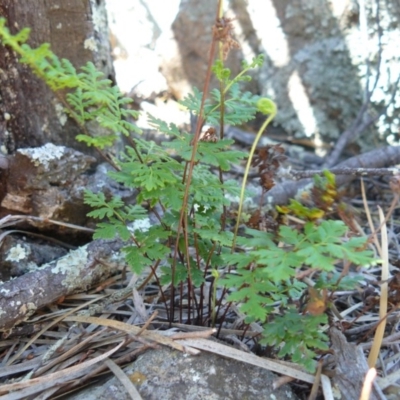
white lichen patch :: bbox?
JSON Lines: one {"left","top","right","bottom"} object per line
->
{"left": 225, "top": 193, "right": 255, "bottom": 210}
{"left": 128, "top": 218, "right": 151, "bottom": 233}
{"left": 54, "top": 102, "right": 67, "bottom": 126}
{"left": 18, "top": 143, "right": 66, "bottom": 168}
{"left": 26, "top": 262, "right": 39, "bottom": 272}
{"left": 6, "top": 244, "right": 29, "bottom": 262}
{"left": 84, "top": 37, "right": 98, "bottom": 51}
{"left": 20, "top": 302, "right": 37, "bottom": 318}
{"left": 190, "top": 369, "right": 201, "bottom": 382}
{"left": 91, "top": 0, "right": 107, "bottom": 33}
{"left": 49, "top": 246, "right": 89, "bottom": 287}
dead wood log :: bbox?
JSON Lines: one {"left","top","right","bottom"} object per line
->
{"left": 329, "top": 328, "right": 386, "bottom": 400}
{"left": 264, "top": 145, "right": 400, "bottom": 206}
{"left": 0, "top": 239, "right": 124, "bottom": 334}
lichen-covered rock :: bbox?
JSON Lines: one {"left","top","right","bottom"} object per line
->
{"left": 0, "top": 144, "right": 96, "bottom": 229}
{"left": 64, "top": 346, "right": 298, "bottom": 400}
{"left": 0, "top": 235, "right": 68, "bottom": 281}
{"left": 10, "top": 143, "right": 95, "bottom": 189}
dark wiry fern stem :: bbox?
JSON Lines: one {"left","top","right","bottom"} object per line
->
{"left": 170, "top": 0, "right": 223, "bottom": 325}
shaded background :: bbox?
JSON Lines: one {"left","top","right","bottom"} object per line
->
{"left": 105, "top": 0, "right": 400, "bottom": 159}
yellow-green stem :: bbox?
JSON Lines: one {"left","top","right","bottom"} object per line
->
{"left": 232, "top": 111, "right": 276, "bottom": 250}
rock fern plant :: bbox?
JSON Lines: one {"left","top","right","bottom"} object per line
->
{"left": 0, "top": 13, "right": 374, "bottom": 372}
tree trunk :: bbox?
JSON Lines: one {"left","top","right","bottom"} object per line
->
{"left": 0, "top": 0, "right": 114, "bottom": 155}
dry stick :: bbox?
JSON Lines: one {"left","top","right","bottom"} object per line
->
{"left": 0, "top": 214, "right": 94, "bottom": 233}
{"left": 63, "top": 344, "right": 154, "bottom": 395}
{"left": 170, "top": 328, "right": 216, "bottom": 340}
{"left": 211, "top": 6, "right": 228, "bottom": 327}
{"left": 320, "top": 375, "right": 334, "bottom": 400}
{"left": 104, "top": 358, "right": 143, "bottom": 400}
{"left": 360, "top": 368, "right": 377, "bottom": 400}
{"left": 135, "top": 311, "right": 158, "bottom": 337}
{"left": 266, "top": 146, "right": 400, "bottom": 206}
{"left": 368, "top": 206, "right": 389, "bottom": 368}
{"left": 62, "top": 340, "right": 153, "bottom": 393}
{"left": 6, "top": 296, "right": 106, "bottom": 367}
{"left": 327, "top": 70, "right": 400, "bottom": 169}
{"left": 361, "top": 330, "right": 400, "bottom": 350}
{"left": 0, "top": 229, "right": 77, "bottom": 250}
{"left": 31, "top": 329, "right": 105, "bottom": 378}
{"left": 326, "top": 116, "right": 375, "bottom": 168}
{"left": 361, "top": 176, "right": 400, "bottom": 254}
{"left": 308, "top": 361, "right": 323, "bottom": 400}
{"left": 64, "top": 315, "right": 199, "bottom": 355}
{"left": 289, "top": 167, "right": 400, "bottom": 180}
{"left": 0, "top": 342, "right": 125, "bottom": 400}
{"left": 361, "top": 179, "right": 382, "bottom": 256}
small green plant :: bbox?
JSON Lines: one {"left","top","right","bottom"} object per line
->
{"left": 0, "top": 11, "right": 374, "bottom": 372}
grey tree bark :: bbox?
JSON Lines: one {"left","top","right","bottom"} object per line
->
{"left": 0, "top": 0, "right": 114, "bottom": 155}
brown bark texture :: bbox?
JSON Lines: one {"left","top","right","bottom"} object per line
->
{"left": 0, "top": 0, "right": 113, "bottom": 155}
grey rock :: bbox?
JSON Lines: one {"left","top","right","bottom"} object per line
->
{"left": 65, "top": 347, "right": 298, "bottom": 400}
{"left": 0, "top": 143, "right": 96, "bottom": 231}
{"left": 0, "top": 234, "right": 68, "bottom": 281}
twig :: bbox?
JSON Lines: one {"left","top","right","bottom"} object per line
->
{"left": 308, "top": 361, "right": 323, "bottom": 400}
{"left": 360, "top": 368, "right": 377, "bottom": 400}
{"left": 104, "top": 358, "right": 143, "bottom": 400}
{"left": 265, "top": 145, "right": 400, "bottom": 206}
{"left": 170, "top": 328, "right": 216, "bottom": 340}
{"left": 286, "top": 167, "right": 400, "bottom": 180}
{"left": 64, "top": 315, "right": 200, "bottom": 355}
{"left": 0, "top": 214, "right": 94, "bottom": 233}
{"left": 368, "top": 208, "right": 388, "bottom": 368}
{"left": 0, "top": 341, "right": 124, "bottom": 399}
{"left": 135, "top": 311, "right": 158, "bottom": 337}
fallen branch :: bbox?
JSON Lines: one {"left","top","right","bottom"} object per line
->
{"left": 0, "top": 239, "right": 124, "bottom": 333}
{"left": 287, "top": 167, "right": 400, "bottom": 180}
{"left": 330, "top": 328, "right": 386, "bottom": 400}
{"left": 264, "top": 145, "right": 400, "bottom": 206}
